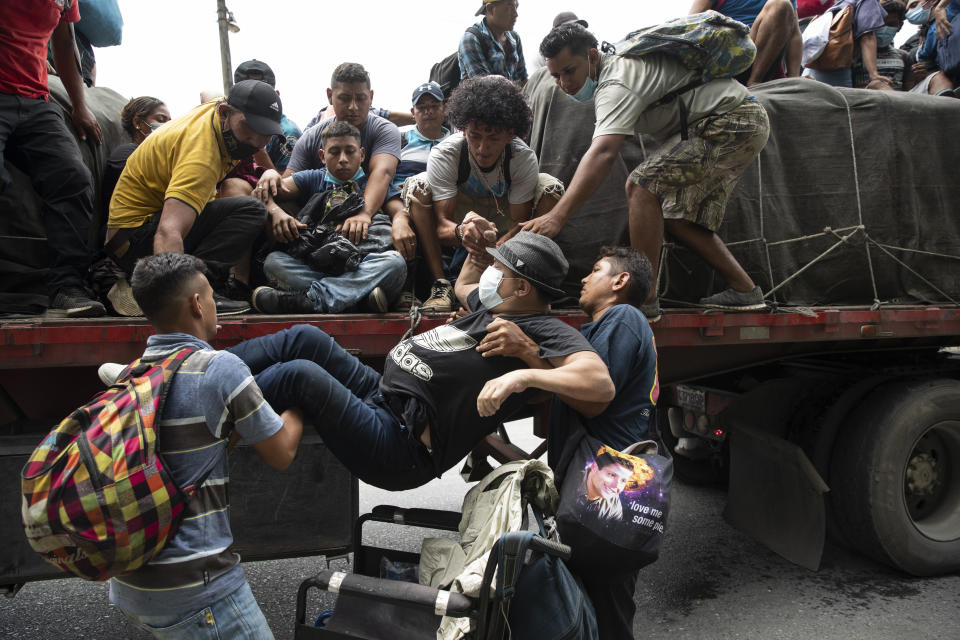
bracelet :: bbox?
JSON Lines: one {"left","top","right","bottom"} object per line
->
{"left": 455, "top": 223, "right": 464, "bottom": 244}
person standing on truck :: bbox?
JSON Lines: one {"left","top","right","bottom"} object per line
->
{"left": 401, "top": 75, "right": 565, "bottom": 312}
{"left": 0, "top": 0, "right": 106, "bottom": 317}
{"left": 473, "top": 245, "right": 659, "bottom": 640}
{"left": 530, "top": 23, "right": 770, "bottom": 319}
{"left": 459, "top": 0, "right": 528, "bottom": 85}
{"left": 106, "top": 79, "right": 287, "bottom": 316}
{"left": 110, "top": 252, "right": 304, "bottom": 639}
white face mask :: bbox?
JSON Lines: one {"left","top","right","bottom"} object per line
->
{"left": 478, "top": 266, "right": 519, "bottom": 309}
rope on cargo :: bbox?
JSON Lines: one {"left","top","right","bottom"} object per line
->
{"left": 654, "top": 87, "right": 960, "bottom": 312}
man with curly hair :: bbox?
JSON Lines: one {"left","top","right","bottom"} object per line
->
{"left": 402, "top": 75, "right": 564, "bottom": 312}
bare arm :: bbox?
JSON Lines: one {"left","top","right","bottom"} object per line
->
{"left": 860, "top": 33, "right": 893, "bottom": 90}
{"left": 251, "top": 408, "right": 304, "bottom": 470}
{"left": 476, "top": 350, "right": 615, "bottom": 417}
{"left": 50, "top": 22, "right": 101, "bottom": 144}
{"left": 477, "top": 319, "right": 612, "bottom": 417}
{"left": 386, "top": 111, "right": 416, "bottom": 127}
{"left": 689, "top": 0, "right": 714, "bottom": 14}
{"left": 154, "top": 198, "right": 198, "bottom": 254}
{"left": 454, "top": 253, "right": 487, "bottom": 309}
{"left": 339, "top": 153, "right": 399, "bottom": 244}
{"left": 519, "top": 134, "right": 625, "bottom": 238}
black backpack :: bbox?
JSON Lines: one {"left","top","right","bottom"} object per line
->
{"left": 456, "top": 137, "right": 512, "bottom": 189}
{"left": 430, "top": 26, "right": 489, "bottom": 99}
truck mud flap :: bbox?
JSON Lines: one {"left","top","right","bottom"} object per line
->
{"left": 723, "top": 424, "right": 830, "bottom": 570}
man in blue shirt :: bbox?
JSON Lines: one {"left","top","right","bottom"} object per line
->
{"left": 459, "top": 0, "right": 528, "bottom": 85}
{"left": 689, "top": 0, "right": 802, "bottom": 85}
{"left": 110, "top": 252, "right": 304, "bottom": 639}
{"left": 481, "top": 245, "right": 658, "bottom": 640}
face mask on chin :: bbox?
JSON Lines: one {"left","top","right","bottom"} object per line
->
{"left": 570, "top": 57, "right": 597, "bottom": 103}
{"left": 222, "top": 118, "right": 260, "bottom": 160}
{"left": 875, "top": 26, "right": 898, "bottom": 49}
{"left": 478, "top": 266, "right": 518, "bottom": 309}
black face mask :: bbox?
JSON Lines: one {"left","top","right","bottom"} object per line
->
{"left": 222, "top": 120, "right": 260, "bottom": 159}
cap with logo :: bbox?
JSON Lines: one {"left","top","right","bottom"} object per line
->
{"left": 485, "top": 231, "right": 568, "bottom": 299}
{"left": 226, "top": 80, "right": 284, "bottom": 136}
{"left": 412, "top": 81, "right": 445, "bottom": 106}
{"left": 234, "top": 59, "right": 276, "bottom": 87}
{"left": 552, "top": 11, "right": 588, "bottom": 29}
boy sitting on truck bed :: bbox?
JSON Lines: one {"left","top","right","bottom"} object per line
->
{"left": 250, "top": 120, "right": 406, "bottom": 314}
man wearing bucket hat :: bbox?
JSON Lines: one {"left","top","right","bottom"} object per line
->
{"left": 213, "top": 229, "right": 614, "bottom": 490}
{"left": 107, "top": 80, "right": 286, "bottom": 316}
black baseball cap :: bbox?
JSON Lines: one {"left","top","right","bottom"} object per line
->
{"left": 486, "top": 231, "right": 568, "bottom": 299}
{"left": 226, "top": 80, "right": 284, "bottom": 136}
{"left": 552, "top": 11, "right": 588, "bottom": 28}
{"left": 234, "top": 59, "right": 276, "bottom": 87}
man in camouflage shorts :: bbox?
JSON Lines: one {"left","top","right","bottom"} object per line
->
{"left": 531, "top": 23, "right": 771, "bottom": 319}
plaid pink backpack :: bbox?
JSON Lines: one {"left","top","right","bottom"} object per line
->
{"left": 20, "top": 348, "right": 200, "bottom": 581}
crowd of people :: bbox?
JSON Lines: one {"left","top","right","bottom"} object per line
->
{"left": 4, "top": 0, "right": 958, "bottom": 320}
{"left": 3, "top": 0, "right": 958, "bottom": 639}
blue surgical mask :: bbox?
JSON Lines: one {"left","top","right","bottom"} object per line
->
{"left": 571, "top": 75, "right": 597, "bottom": 102}
{"left": 478, "top": 266, "right": 518, "bottom": 309}
{"left": 906, "top": 6, "right": 930, "bottom": 24}
{"left": 875, "top": 26, "right": 898, "bottom": 48}
{"left": 323, "top": 167, "right": 365, "bottom": 186}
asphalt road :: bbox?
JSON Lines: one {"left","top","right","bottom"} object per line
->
{"left": 2, "top": 422, "right": 958, "bottom": 639}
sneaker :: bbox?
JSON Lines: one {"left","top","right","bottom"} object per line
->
{"left": 366, "top": 286, "right": 389, "bottom": 313}
{"left": 50, "top": 286, "right": 106, "bottom": 318}
{"left": 222, "top": 276, "right": 252, "bottom": 302}
{"left": 639, "top": 300, "right": 662, "bottom": 323}
{"left": 98, "top": 362, "right": 125, "bottom": 386}
{"left": 421, "top": 279, "right": 455, "bottom": 312}
{"left": 214, "top": 292, "right": 250, "bottom": 316}
{"left": 394, "top": 291, "right": 421, "bottom": 312}
{"left": 106, "top": 278, "right": 143, "bottom": 317}
{"left": 699, "top": 286, "right": 766, "bottom": 311}
{"left": 251, "top": 286, "right": 316, "bottom": 314}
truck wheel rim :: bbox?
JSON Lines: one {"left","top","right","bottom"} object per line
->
{"left": 904, "top": 420, "right": 960, "bottom": 542}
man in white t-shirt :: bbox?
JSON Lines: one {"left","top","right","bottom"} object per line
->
{"left": 401, "top": 75, "right": 564, "bottom": 312}
{"left": 533, "top": 24, "right": 771, "bottom": 318}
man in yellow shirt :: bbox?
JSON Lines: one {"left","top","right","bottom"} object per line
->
{"left": 107, "top": 80, "right": 292, "bottom": 315}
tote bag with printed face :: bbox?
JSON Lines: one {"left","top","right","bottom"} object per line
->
{"left": 556, "top": 436, "right": 672, "bottom": 574}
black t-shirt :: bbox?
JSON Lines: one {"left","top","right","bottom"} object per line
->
{"left": 380, "top": 290, "right": 594, "bottom": 474}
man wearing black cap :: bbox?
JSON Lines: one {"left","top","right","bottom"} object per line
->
{"left": 107, "top": 80, "right": 288, "bottom": 315}
{"left": 246, "top": 229, "right": 614, "bottom": 490}
{"left": 233, "top": 59, "right": 302, "bottom": 173}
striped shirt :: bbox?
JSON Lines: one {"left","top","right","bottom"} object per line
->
{"left": 109, "top": 333, "right": 283, "bottom": 616}
{"left": 458, "top": 19, "right": 527, "bottom": 84}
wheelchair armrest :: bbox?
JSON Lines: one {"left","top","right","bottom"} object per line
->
{"left": 525, "top": 534, "right": 571, "bottom": 561}
{"left": 299, "top": 570, "right": 475, "bottom": 619}
{"left": 367, "top": 505, "right": 462, "bottom": 531}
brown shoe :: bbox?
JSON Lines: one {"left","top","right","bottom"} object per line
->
{"left": 421, "top": 279, "right": 455, "bottom": 312}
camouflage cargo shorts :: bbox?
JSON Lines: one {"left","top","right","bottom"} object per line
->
{"left": 629, "top": 97, "right": 770, "bottom": 232}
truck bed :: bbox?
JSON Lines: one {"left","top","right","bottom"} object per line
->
{"left": 3, "top": 305, "right": 959, "bottom": 424}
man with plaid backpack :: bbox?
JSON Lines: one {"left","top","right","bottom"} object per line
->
{"left": 108, "top": 253, "right": 304, "bottom": 638}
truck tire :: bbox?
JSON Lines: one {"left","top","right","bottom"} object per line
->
{"left": 829, "top": 378, "right": 960, "bottom": 576}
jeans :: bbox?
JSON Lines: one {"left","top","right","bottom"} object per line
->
{"left": 226, "top": 324, "right": 435, "bottom": 490}
{"left": 122, "top": 582, "right": 273, "bottom": 640}
{"left": 0, "top": 93, "right": 94, "bottom": 294}
{"left": 113, "top": 196, "right": 267, "bottom": 284}
{"left": 802, "top": 66, "right": 853, "bottom": 87}
{"left": 263, "top": 250, "right": 406, "bottom": 313}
